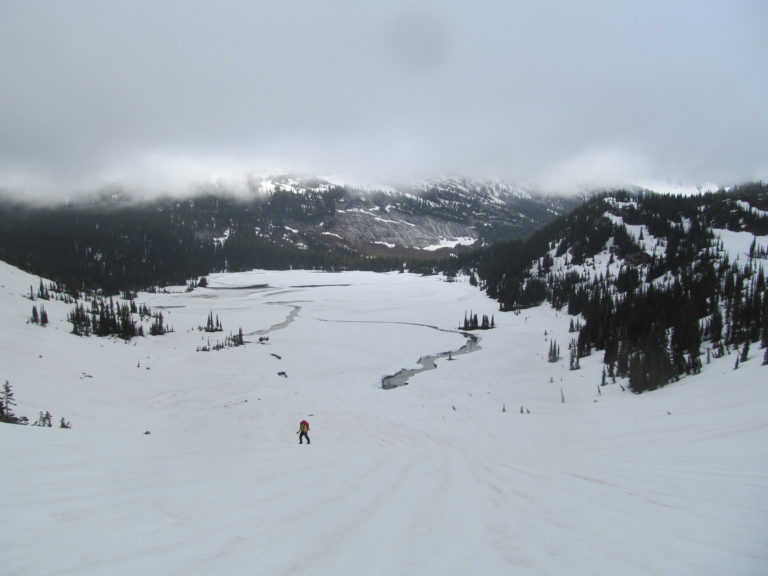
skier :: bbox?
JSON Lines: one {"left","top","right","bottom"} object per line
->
{"left": 297, "top": 419, "right": 310, "bottom": 444}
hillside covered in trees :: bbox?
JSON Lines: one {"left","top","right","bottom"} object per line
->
{"left": 3, "top": 180, "right": 766, "bottom": 395}
{"left": 0, "top": 190, "right": 388, "bottom": 293}
{"left": 461, "top": 182, "right": 768, "bottom": 392}
{"left": 0, "top": 178, "right": 575, "bottom": 293}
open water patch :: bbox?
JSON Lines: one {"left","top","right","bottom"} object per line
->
{"left": 315, "top": 318, "right": 482, "bottom": 388}
{"left": 248, "top": 302, "right": 302, "bottom": 336}
{"left": 207, "top": 284, "right": 270, "bottom": 290}
{"left": 381, "top": 332, "right": 480, "bottom": 389}
{"left": 289, "top": 284, "right": 351, "bottom": 288}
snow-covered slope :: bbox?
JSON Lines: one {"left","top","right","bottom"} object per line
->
{"left": 1, "top": 261, "right": 766, "bottom": 575}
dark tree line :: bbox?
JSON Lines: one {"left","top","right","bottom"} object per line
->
{"left": 0, "top": 179, "right": 575, "bottom": 294}
{"left": 68, "top": 296, "right": 146, "bottom": 339}
{"left": 203, "top": 311, "right": 223, "bottom": 332}
{"left": 196, "top": 328, "right": 245, "bottom": 352}
{"left": 0, "top": 191, "right": 383, "bottom": 293}
{"left": 65, "top": 292, "right": 176, "bottom": 339}
{"left": 461, "top": 311, "right": 495, "bottom": 330}
{"left": 460, "top": 184, "right": 768, "bottom": 392}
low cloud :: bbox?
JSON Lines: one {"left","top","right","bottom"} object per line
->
{"left": 1, "top": 1, "right": 766, "bottom": 200}
{"left": 534, "top": 148, "right": 651, "bottom": 194}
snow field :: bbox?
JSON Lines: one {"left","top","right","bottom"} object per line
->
{"left": 1, "top": 262, "right": 766, "bottom": 575}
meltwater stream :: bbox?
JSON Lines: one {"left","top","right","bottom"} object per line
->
{"left": 243, "top": 300, "right": 483, "bottom": 390}
{"left": 313, "top": 317, "right": 482, "bottom": 389}
{"left": 381, "top": 331, "right": 480, "bottom": 389}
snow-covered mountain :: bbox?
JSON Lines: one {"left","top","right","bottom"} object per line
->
{"left": 0, "top": 176, "right": 580, "bottom": 291}
{"left": 465, "top": 182, "right": 768, "bottom": 392}
{"left": 307, "top": 176, "right": 570, "bottom": 256}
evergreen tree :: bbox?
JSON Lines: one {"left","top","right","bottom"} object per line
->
{"left": 38, "top": 278, "right": 50, "bottom": 300}
{"left": 548, "top": 340, "right": 560, "bottom": 363}
{"left": 569, "top": 338, "right": 580, "bottom": 370}
{"left": 710, "top": 304, "right": 723, "bottom": 345}
{"left": 33, "top": 411, "right": 53, "bottom": 427}
{"left": 150, "top": 312, "right": 166, "bottom": 336}
{"left": 3, "top": 380, "right": 16, "bottom": 413}
{"left": 0, "top": 380, "right": 21, "bottom": 424}
{"left": 741, "top": 340, "right": 750, "bottom": 362}
{"left": 761, "top": 293, "right": 768, "bottom": 349}
{"left": 204, "top": 311, "right": 223, "bottom": 332}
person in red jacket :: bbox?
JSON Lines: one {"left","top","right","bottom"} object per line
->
{"left": 297, "top": 419, "right": 310, "bottom": 444}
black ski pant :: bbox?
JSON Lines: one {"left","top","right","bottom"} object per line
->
{"left": 299, "top": 431, "right": 310, "bottom": 444}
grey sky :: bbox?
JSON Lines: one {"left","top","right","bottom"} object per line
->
{"left": 1, "top": 0, "right": 766, "bottom": 198}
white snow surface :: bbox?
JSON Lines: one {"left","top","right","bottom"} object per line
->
{"left": 714, "top": 228, "right": 768, "bottom": 262}
{"left": 735, "top": 200, "right": 768, "bottom": 218}
{"left": 603, "top": 211, "right": 661, "bottom": 257}
{"left": 421, "top": 236, "right": 477, "bottom": 251}
{"left": 637, "top": 181, "right": 720, "bottom": 196}
{"left": 1, "top": 262, "right": 767, "bottom": 576}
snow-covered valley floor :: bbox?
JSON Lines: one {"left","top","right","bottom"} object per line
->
{"left": 1, "top": 263, "right": 766, "bottom": 575}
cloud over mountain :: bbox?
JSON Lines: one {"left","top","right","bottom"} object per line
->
{"left": 1, "top": 0, "right": 766, "bottom": 198}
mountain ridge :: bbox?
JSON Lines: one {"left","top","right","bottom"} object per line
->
{"left": 462, "top": 181, "right": 768, "bottom": 392}
{"left": 0, "top": 177, "right": 581, "bottom": 291}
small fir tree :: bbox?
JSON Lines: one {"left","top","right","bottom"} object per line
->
{"left": 741, "top": 340, "right": 750, "bottom": 363}
{"left": 38, "top": 278, "right": 50, "bottom": 300}
{"left": 548, "top": 340, "right": 560, "bottom": 363}
{"left": 1, "top": 380, "right": 19, "bottom": 423}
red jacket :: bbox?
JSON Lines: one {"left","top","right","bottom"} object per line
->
{"left": 300, "top": 420, "right": 309, "bottom": 432}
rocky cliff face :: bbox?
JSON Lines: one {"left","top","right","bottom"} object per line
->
{"left": 318, "top": 207, "right": 476, "bottom": 252}
{"left": 255, "top": 175, "right": 580, "bottom": 255}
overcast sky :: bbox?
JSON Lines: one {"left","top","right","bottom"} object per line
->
{"left": 1, "top": 0, "right": 766, "bottom": 198}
